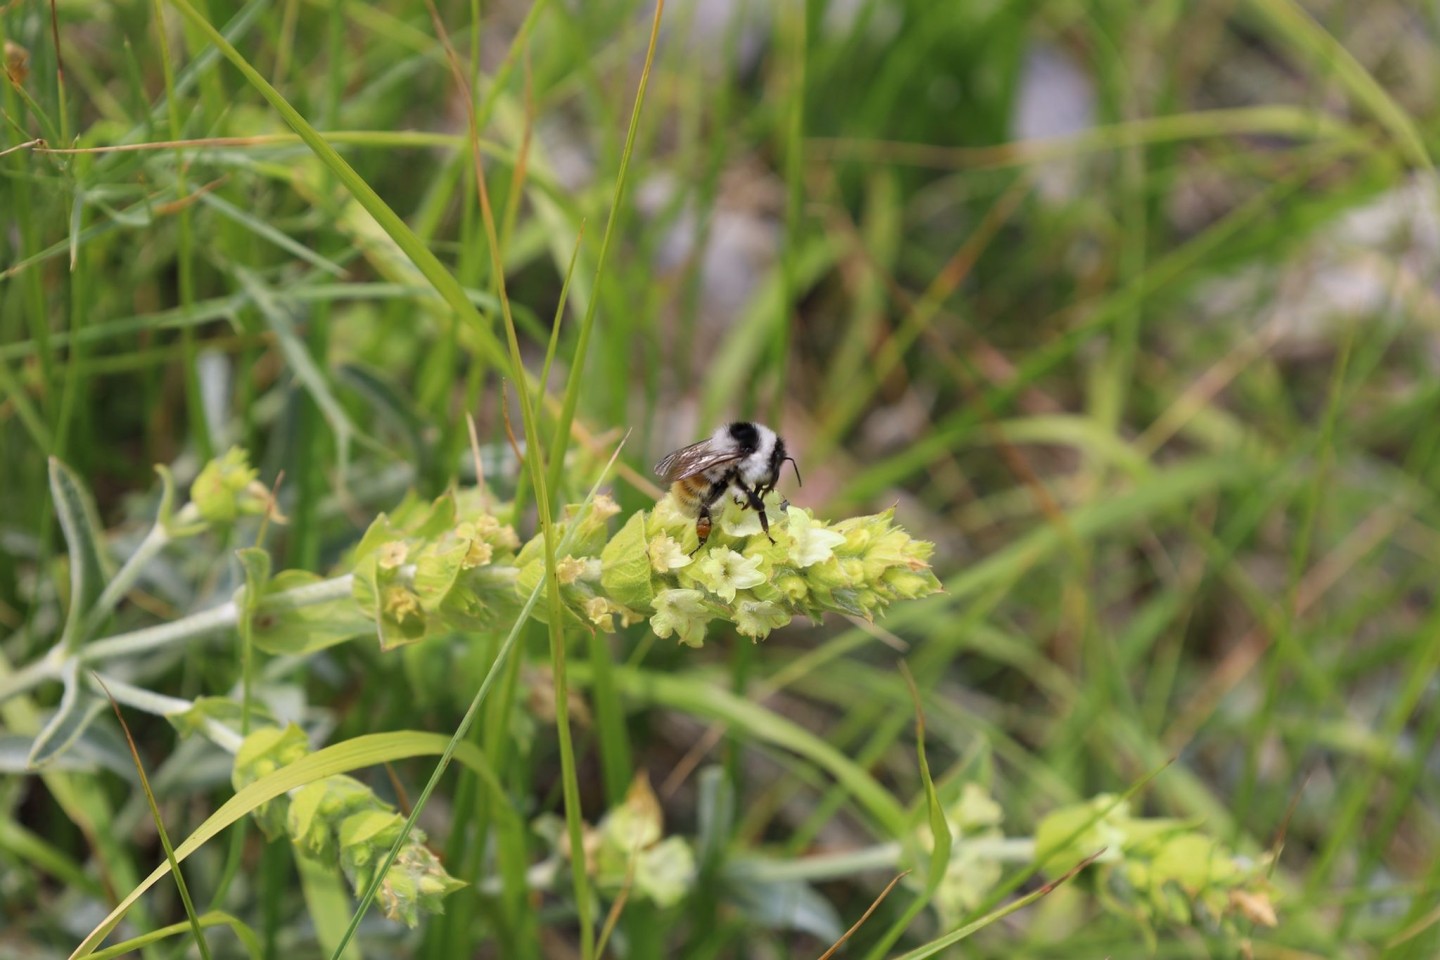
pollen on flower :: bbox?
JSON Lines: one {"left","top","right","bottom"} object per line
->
{"left": 468, "top": 514, "right": 520, "bottom": 549}
{"left": 694, "top": 547, "right": 766, "bottom": 602}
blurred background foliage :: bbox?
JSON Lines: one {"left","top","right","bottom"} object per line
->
{"left": 5, "top": 0, "right": 1440, "bottom": 956}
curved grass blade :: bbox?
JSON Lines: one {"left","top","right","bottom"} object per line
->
{"left": 544, "top": 0, "right": 666, "bottom": 501}
{"left": 89, "top": 911, "right": 262, "bottom": 960}
{"left": 892, "top": 849, "right": 1104, "bottom": 959}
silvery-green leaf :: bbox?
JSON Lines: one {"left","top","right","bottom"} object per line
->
{"left": 728, "top": 877, "right": 843, "bottom": 942}
{"left": 49, "top": 458, "right": 112, "bottom": 650}
{"left": 27, "top": 660, "right": 107, "bottom": 769}
{"left": 0, "top": 728, "right": 133, "bottom": 778}
{"left": 695, "top": 765, "right": 735, "bottom": 871}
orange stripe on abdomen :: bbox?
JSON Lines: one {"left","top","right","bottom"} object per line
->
{"left": 671, "top": 476, "right": 708, "bottom": 514}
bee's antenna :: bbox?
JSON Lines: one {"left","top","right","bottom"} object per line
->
{"left": 785, "top": 457, "right": 803, "bottom": 487}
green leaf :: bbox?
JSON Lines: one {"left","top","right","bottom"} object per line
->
{"left": 1034, "top": 794, "right": 1131, "bottom": 877}
{"left": 252, "top": 571, "right": 372, "bottom": 655}
{"left": 695, "top": 765, "right": 735, "bottom": 871}
{"left": 49, "top": 457, "right": 111, "bottom": 651}
{"left": 411, "top": 539, "right": 467, "bottom": 612}
{"left": 860, "top": 667, "right": 956, "bottom": 958}
{"left": 728, "top": 877, "right": 843, "bottom": 942}
{"left": 296, "top": 855, "right": 363, "bottom": 960}
{"left": 600, "top": 510, "right": 653, "bottom": 611}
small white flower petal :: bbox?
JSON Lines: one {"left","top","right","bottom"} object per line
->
{"left": 788, "top": 511, "right": 847, "bottom": 568}
{"left": 648, "top": 534, "right": 693, "bottom": 572}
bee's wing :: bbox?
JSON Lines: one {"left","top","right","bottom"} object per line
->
{"left": 654, "top": 439, "right": 744, "bottom": 481}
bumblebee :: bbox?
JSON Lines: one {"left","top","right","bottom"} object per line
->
{"left": 654, "top": 421, "right": 801, "bottom": 552}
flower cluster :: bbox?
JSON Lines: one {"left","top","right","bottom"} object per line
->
{"left": 1035, "top": 794, "right": 1278, "bottom": 940}
{"left": 351, "top": 488, "right": 523, "bottom": 650}
{"left": 512, "top": 496, "right": 645, "bottom": 634}
{"left": 535, "top": 773, "right": 696, "bottom": 909}
{"left": 231, "top": 725, "right": 466, "bottom": 926}
{"left": 601, "top": 491, "right": 942, "bottom": 648}
{"left": 189, "top": 447, "right": 276, "bottom": 524}
{"left": 174, "top": 429, "right": 942, "bottom": 655}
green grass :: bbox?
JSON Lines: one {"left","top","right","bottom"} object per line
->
{"left": 6, "top": 0, "right": 1440, "bottom": 956}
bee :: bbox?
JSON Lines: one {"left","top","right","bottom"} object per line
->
{"left": 654, "top": 421, "right": 802, "bottom": 553}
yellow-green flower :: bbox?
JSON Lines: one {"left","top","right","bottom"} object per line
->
{"left": 581, "top": 596, "right": 614, "bottom": 631}
{"left": 720, "top": 503, "right": 766, "bottom": 538}
{"left": 786, "top": 510, "right": 847, "bottom": 568}
{"left": 650, "top": 589, "right": 713, "bottom": 648}
{"left": 191, "top": 447, "right": 273, "bottom": 523}
{"left": 556, "top": 555, "right": 589, "bottom": 585}
{"left": 693, "top": 547, "right": 766, "bottom": 601}
{"left": 377, "top": 541, "right": 409, "bottom": 570}
{"left": 734, "top": 599, "right": 791, "bottom": 639}
{"left": 383, "top": 585, "right": 423, "bottom": 624}
{"left": 648, "top": 533, "right": 692, "bottom": 572}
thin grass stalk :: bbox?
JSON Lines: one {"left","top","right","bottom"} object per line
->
{"left": 543, "top": 0, "right": 666, "bottom": 503}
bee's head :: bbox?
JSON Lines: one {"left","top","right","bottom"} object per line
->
{"left": 727, "top": 421, "right": 761, "bottom": 453}
{"left": 768, "top": 432, "right": 802, "bottom": 488}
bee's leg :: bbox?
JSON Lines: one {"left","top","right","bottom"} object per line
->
{"left": 691, "top": 506, "right": 713, "bottom": 556}
{"left": 742, "top": 484, "right": 775, "bottom": 543}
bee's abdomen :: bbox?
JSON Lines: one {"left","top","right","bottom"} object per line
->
{"left": 671, "top": 474, "right": 728, "bottom": 515}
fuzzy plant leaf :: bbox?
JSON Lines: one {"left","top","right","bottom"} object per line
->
{"left": 49, "top": 457, "right": 111, "bottom": 651}
{"left": 251, "top": 570, "right": 373, "bottom": 655}
{"left": 27, "top": 659, "right": 107, "bottom": 769}
{"left": 600, "top": 510, "right": 654, "bottom": 611}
